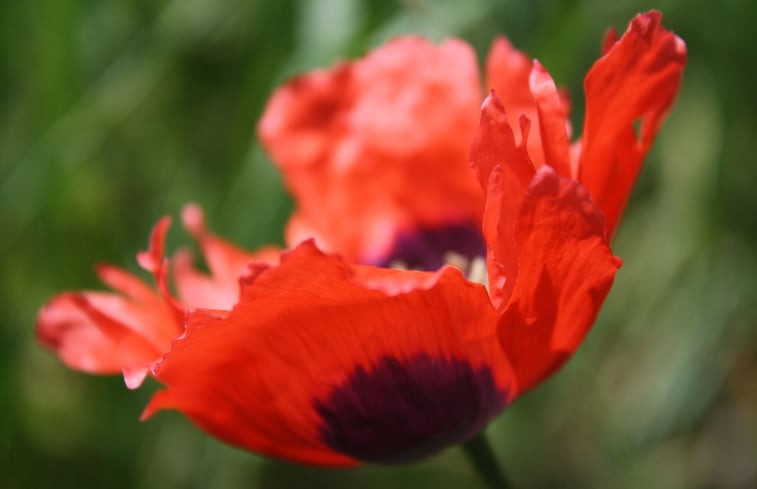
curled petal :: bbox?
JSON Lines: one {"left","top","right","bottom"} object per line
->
{"left": 578, "top": 10, "right": 687, "bottom": 237}
{"left": 486, "top": 37, "right": 572, "bottom": 170}
{"left": 36, "top": 287, "right": 176, "bottom": 389}
{"left": 602, "top": 27, "right": 620, "bottom": 55}
{"left": 37, "top": 293, "right": 147, "bottom": 374}
{"left": 144, "top": 241, "right": 513, "bottom": 466}
{"left": 136, "top": 216, "right": 171, "bottom": 279}
{"left": 470, "top": 93, "right": 534, "bottom": 310}
{"left": 485, "top": 36, "right": 537, "bottom": 161}
{"left": 95, "top": 264, "right": 180, "bottom": 346}
{"left": 498, "top": 167, "right": 621, "bottom": 395}
{"left": 529, "top": 61, "right": 572, "bottom": 178}
{"left": 36, "top": 218, "right": 184, "bottom": 389}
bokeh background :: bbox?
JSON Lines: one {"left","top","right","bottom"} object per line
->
{"left": 2, "top": 0, "right": 756, "bottom": 487}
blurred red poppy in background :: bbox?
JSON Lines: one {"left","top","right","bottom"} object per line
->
{"left": 37, "top": 11, "right": 685, "bottom": 468}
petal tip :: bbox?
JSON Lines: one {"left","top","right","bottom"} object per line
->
{"left": 138, "top": 216, "right": 172, "bottom": 275}
{"left": 181, "top": 203, "right": 206, "bottom": 237}
{"left": 123, "top": 367, "right": 149, "bottom": 390}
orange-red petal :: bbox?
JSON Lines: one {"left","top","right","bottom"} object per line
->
{"left": 498, "top": 167, "right": 621, "bottom": 395}
{"left": 485, "top": 37, "right": 572, "bottom": 170}
{"left": 35, "top": 275, "right": 179, "bottom": 389}
{"left": 259, "top": 37, "right": 484, "bottom": 263}
{"left": 470, "top": 93, "right": 534, "bottom": 311}
{"left": 485, "top": 37, "right": 538, "bottom": 161}
{"left": 36, "top": 218, "right": 183, "bottom": 388}
{"left": 578, "top": 10, "right": 686, "bottom": 237}
{"left": 173, "top": 203, "right": 279, "bottom": 310}
{"left": 529, "top": 61, "right": 572, "bottom": 178}
{"left": 36, "top": 292, "right": 155, "bottom": 375}
{"left": 472, "top": 92, "right": 621, "bottom": 395}
{"left": 136, "top": 216, "right": 171, "bottom": 279}
{"left": 144, "top": 241, "right": 513, "bottom": 465}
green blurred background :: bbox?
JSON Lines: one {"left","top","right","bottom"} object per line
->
{"left": 2, "top": 0, "right": 755, "bottom": 487}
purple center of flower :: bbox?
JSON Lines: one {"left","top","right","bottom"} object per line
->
{"left": 313, "top": 354, "right": 507, "bottom": 464}
{"left": 376, "top": 222, "right": 486, "bottom": 272}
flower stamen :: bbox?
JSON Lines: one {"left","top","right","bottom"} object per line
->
{"left": 442, "top": 251, "right": 469, "bottom": 271}
{"left": 468, "top": 256, "right": 489, "bottom": 289}
{"left": 443, "top": 252, "right": 489, "bottom": 290}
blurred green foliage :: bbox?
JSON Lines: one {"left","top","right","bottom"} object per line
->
{"left": 2, "top": 0, "right": 756, "bottom": 487}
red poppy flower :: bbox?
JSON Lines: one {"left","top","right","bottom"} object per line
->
{"left": 36, "top": 205, "right": 276, "bottom": 388}
{"left": 141, "top": 169, "right": 619, "bottom": 465}
{"left": 37, "top": 10, "right": 685, "bottom": 469}
{"left": 138, "top": 12, "right": 683, "bottom": 466}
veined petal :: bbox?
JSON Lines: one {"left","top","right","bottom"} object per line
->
{"left": 36, "top": 287, "right": 174, "bottom": 389}
{"left": 578, "top": 10, "right": 686, "bottom": 237}
{"left": 144, "top": 241, "right": 513, "bottom": 466}
{"left": 95, "top": 265, "right": 179, "bottom": 348}
{"left": 36, "top": 292, "right": 154, "bottom": 375}
{"left": 498, "top": 167, "right": 621, "bottom": 395}
{"left": 36, "top": 218, "right": 183, "bottom": 389}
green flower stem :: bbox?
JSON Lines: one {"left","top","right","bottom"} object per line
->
{"left": 461, "top": 431, "right": 513, "bottom": 489}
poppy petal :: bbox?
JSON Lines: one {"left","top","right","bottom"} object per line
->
{"left": 498, "top": 167, "right": 622, "bottom": 395}
{"left": 123, "top": 367, "right": 149, "bottom": 390}
{"left": 136, "top": 216, "right": 171, "bottom": 279}
{"left": 485, "top": 36, "right": 534, "bottom": 110}
{"left": 485, "top": 36, "right": 541, "bottom": 164}
{"left": 578, "top": 10, "right": 686, "bottom": 237}
{"left": 259, "top": 37, "right": 484, "bottom": 263}
{"left": 36, "top": 218, "right": 183, "bottom": 388}
{"left": 37, "top": 293, "right": 144, "bottom": 374}
{"left": 36, "top": 290, "right": 167, "bottom": 387}
{"left": 143, "top": 241, "right": 513, "bottom": 465}
{"left": 529, "top": 61, "right": 572, "bottom": 178}
{"left": 486, "top": 37, "right": 572, "bottom": 170}
{"left": 351, "top": 264, "right": 450, "bottom": 296}
{"left": 95, "top": 264, "right": 180, "bottom": 347}
{"left": 602, "top": 27, "right": 620, "bottom": 55}
{"left": 173, "top": 203, "right": 279, "bottom": 310}
{"left": 470, "top": 93, "right": 534, "bottom": 310}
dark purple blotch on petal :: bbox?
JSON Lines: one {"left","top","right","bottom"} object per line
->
{"left": 375, "top": 222, "right": 486, "bottom": 272}
{"left": 313, "top": 354, "right": 507, "bottom": 464}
